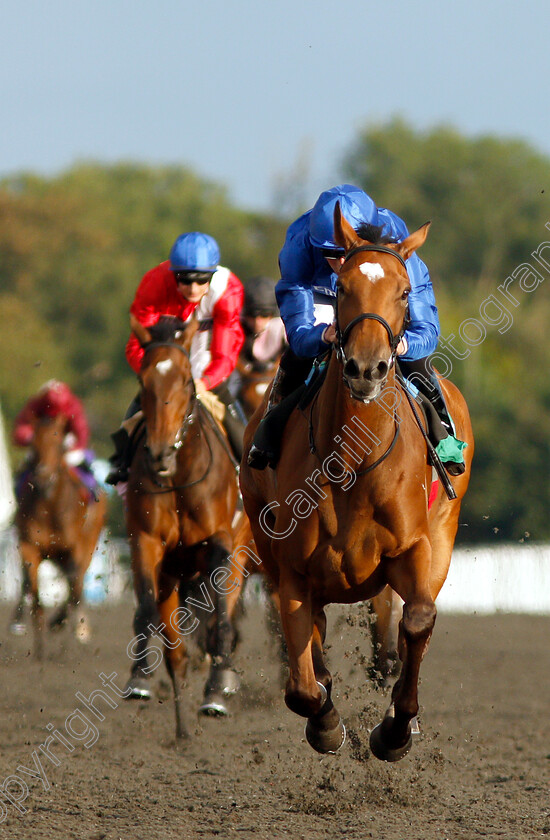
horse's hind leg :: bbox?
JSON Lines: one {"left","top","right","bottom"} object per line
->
{"left": 304, "top": 609, "right": 346, "bottom": 754}
{"left": 158, "top": 576, "right": 189, "bottom": 741}
{"left": 264, "top": 585, "right": 289, "bottom": 688}
{"left": 368, "top": 587, "right": 401, "bottom": 687}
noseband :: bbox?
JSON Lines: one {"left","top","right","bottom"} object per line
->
{"left": 335, "top": 245, "right": 410, "bottom": 367}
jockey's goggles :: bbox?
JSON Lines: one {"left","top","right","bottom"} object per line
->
{"left": 321, "top": 248, "right": 345, "bottom": 259}
{"left": 174, "top": 270, "right": 213, "bottom": 286}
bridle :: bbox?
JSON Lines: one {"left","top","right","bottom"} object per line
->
{"left": 139, "top": 340, "right": 214, "bottom": 492}
{"left": 335, "top": 244, "right": 410, "bottom": 370}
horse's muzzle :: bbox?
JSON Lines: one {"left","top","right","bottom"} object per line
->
{"left": 146, "top": 445, "right": 178, "bottom": 477}
{"left": 343, "top": 356, "right": 390, "bottom": 402}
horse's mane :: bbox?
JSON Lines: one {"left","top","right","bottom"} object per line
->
{"left": 355, "top": 222, "right": 398, "bottom": 246}
{"left": 148, "top": 315, "right": 189, "bottom": 343}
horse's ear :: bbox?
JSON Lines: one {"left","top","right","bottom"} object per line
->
{"left": 333, "top": 201, "right": 359, "bottom": 252}
{"left": 174, "top": 313, "right": 199, "bottom": 353}
{"left": 130, "top": 314, "right": 152, "bottom": 347}
{"left": 395, "top": 221, "right": 431, "bottom": 262}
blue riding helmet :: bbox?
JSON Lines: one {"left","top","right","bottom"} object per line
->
{"left": 169, "top": 232, "right": 220, "bottom": 272}
{"left": 308, "top": 184, "right": 379, "bottom": 250}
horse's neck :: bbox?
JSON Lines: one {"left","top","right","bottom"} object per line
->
{"left": 33, "top": 458, "right": 69, "bottom": 502}
{"left": 174, "top": 404, "right": 212, "bottom": 478}
{"left": 316, "top": 356, "right": 398, "bottom": 456}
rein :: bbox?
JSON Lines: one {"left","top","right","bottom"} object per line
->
{"left": 305, "top": 359, "right": 401, "bottom": 477}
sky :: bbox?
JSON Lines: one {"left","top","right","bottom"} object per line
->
{"left": 2, "top": 0, "right": 549, "bottom": 213}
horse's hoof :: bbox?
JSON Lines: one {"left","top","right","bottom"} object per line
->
{"left": 218, "top": 669, "right": 241, "bottom": 696}
{"left": 123, "top": 677, "right": 152, "bottom": 701}
{"left": 198, "top": 695, "right": 230, "bottom": 717}
{"left": 9, "top": 622, "right": 27, "bottom": 636}
{"left": 369, "top": 722, "right": 413, "bottom": 762}
{"left": 305, "top": 718, "right": 346, "bottom": 754}
{"left": 205, "top": 668, "right": 241, "bottom": 697}
{"left": 75, "top": 621, "right": 91, "bottom": 644}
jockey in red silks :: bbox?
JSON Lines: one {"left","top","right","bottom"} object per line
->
{"left": 13, "top": 380, "right": 98, "bottom": 495}
{"left": 107, "top": 232, "right": 246, "bottom": 484}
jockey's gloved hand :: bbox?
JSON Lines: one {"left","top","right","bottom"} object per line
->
{"left": 322, "top": 323, "right": 337, "bottom": 344}
{"left": 396, "top": 337, "right": 408, "bottom": 356}
{"left": 194, "top": 379, "right": 209, "bottom": 399}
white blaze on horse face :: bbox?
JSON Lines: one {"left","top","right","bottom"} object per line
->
{"left": 156, "top": 359, "right": 174, "bottom": 376}
{"left": 359, "top": 262, "right": 385, "bottom": 283}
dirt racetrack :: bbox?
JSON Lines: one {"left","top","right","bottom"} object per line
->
{"left": 0, "top": 594, "right": 548, "bottom": 840}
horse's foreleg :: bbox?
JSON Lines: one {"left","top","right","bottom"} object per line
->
{"left": 278, "top": 569, "right": 325, "bottom": 720}
{"left": 64, "top": 554, "right": 89, "bottom": 644}
{"left": 200, "top": 538, "right": 241, "bottom": 716}
{"left": 19, "top": 543, "right": 43, "bottom": 659}
{"left": 158, "top": 577, "right": 189, "bottom": 740}
{"left": 9, "top": 562, "right": 31, "bottom": 636}
{"left": 304, "top": 609, "right": 346, "bottom": 754}
{"left": 125, "top": 535, "right": 163, "bottom": 700}
{"left": 370, "top": 540, "right": 436, "bottom": 762}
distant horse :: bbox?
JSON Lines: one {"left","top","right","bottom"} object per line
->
{"left": 241, "top": 205, "right": 474, "bottom": 761}
{"left": 13, "top": 413, "right": 106, "bottom": 658}
{"left": 235, "top": 355, "right": 281, "bottom": 419}
{"left": 124, "top": 315, "right": 247, "bottom": 739}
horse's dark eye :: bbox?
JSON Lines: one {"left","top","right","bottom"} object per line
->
{"left": 402, "top": 289, "right": 410, "bottom": 300}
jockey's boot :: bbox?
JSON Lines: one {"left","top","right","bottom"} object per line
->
{"left": 246, "top": 366, "right": 288, "bottom": 470}
{"left": 427, "top": 375, "right": 466, "bottom": 476}
{"left": 105, "top": 427, "right": 131, "bottom": 485}
{"left": 247, "top": 348, "right": 317, "bottom": 470}
{"left": 399, "top": 358, "right": 466, "bottom": 477}
{"left": 221, "top": 400, "right": 246, "bottom": 464}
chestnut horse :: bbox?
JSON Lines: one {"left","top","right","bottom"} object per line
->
{"left": 238, "top": 348, "right": 400, "bottom": 684}
{"left": 13, "top": 413, "right": 106, "bottom": 658}
{"left": 125, "top": 315, "right": 246, "bottom": 739}
{"left": 240, "top": 206, "right": 474, "bottom": 762}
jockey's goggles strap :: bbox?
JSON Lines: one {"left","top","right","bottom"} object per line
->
{"left": 343, "top": 244, "right": 408, "bottom": 273}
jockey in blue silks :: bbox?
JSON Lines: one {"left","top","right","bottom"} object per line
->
{"left": 247, "top": 184, "right": 466, "bottom": 474}
{"left": 277, "top": 184, "right": 439, "bottom": 361}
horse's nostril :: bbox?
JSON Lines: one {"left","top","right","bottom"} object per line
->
{"left": 344, "top": 359, "right": 360, "bottom": 379}
{"left": 364, "top": 360, "right": 389, "bottom": 382}
{"left": 377, "top": 360, "right": 389, "bottom": 378}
